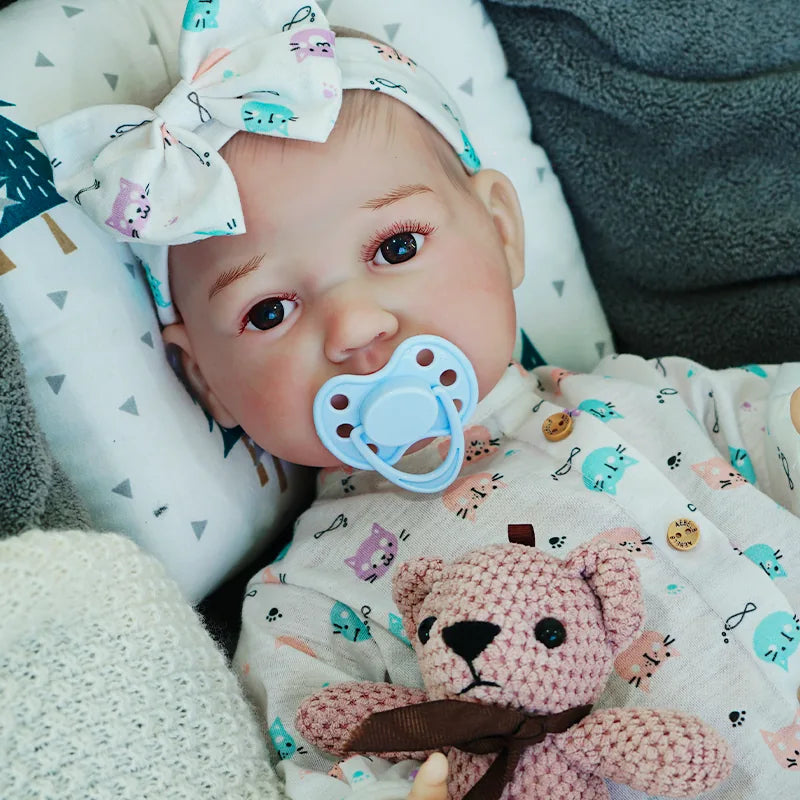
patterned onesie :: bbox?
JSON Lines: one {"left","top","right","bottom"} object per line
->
{"left": 234, "top": 355, "right": 800, "bottom": 799}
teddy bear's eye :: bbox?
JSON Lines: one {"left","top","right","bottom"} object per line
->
{"left": 418, "top": 616, "right": 437, "bottom": 645}
{"left": 534, "top": 617, "right": 566, "bottom": 649}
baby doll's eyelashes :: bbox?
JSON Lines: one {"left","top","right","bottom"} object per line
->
{"left": 362, "top": 220, "right": 437, "bottom": 265}
{"left": 239, "top": 293, "right": 298, "bottom": 334}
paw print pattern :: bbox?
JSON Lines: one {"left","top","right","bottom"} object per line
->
{"left": 548, "top": 536, "right": 566, "bottom": 549}
{"left": 266, "top": 607, "right": 282, "bottom": 622}
{"left": 729, "top": 710, "right": 747, "bottom": 727}
{"left": 667, "top": 452, "right": 682, "bottom": 470}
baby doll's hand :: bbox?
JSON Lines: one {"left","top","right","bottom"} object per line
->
{"left": 408, "top": 753, "right": 448, "bottom": 800}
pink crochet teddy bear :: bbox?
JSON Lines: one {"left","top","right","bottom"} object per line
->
{"left": 297, "top": 540, "right": 733, "bottom": 799}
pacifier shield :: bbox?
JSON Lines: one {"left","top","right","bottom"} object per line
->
{"left": 313, "top": 335, "right": 478, "bottom": 492}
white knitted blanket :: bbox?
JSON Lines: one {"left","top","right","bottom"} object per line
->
{"left": 0, "top": 529, "right": 286, "bottom": 800}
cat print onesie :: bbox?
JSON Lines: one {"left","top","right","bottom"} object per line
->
{"left": 235, "top": 355, "right": 800, "bottom": 800}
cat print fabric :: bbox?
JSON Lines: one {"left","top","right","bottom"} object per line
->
{"left": 235, "top": 355, "right": 800, "bottom": 799}
{"left": 104, "top": 177, "right": 151, "bottom": 239}
{"left": 37, "top": 0, "right": 480, "bottom": 269}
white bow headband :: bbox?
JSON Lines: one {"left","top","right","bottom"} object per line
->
{"left": 37, "top": 0, "right": 480, "bottom": 324}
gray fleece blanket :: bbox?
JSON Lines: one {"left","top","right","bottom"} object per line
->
{"left": 484, "top": 0, "right": 800, "bottom": 368}
{"left": 0, "top": 302, "right": 90, "bottom": 537}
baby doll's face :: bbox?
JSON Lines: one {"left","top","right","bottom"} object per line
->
{"left": 166, "top": 92, "right": 524, "bottom": 467}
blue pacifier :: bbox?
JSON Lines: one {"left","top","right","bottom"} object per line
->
{"left": 313, "top": 335, "right": 478, "bottom": 493}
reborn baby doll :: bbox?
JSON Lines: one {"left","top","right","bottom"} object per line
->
{"left": 38, "top": 2, "right": 800, "bottom": 798}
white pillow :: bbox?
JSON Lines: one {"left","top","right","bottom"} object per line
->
{"left": 0, "top": 0, "right": 613, "bottom": 602}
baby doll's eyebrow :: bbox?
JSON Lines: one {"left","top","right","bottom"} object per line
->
{"left": 208, "top": 253, "right": 265, "bottom": 301}
{"left": 360, "top": 183, "right": 433, "bottom": 210}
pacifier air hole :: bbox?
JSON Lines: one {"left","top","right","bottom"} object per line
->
{"left": 440, "top": 369, "right": 457, "bottom": 386}
{"left": 416, "top": 348, "right": 434, "bottom": 366}
{"left": 330, "top": 394, "right": 349, "bottom": 410}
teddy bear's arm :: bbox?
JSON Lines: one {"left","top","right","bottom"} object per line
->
{"left": 296, "top": 681, "right": 433, "bottom": 760}
{"left": 555, "top": 707, "right": 733, "bottom": 797}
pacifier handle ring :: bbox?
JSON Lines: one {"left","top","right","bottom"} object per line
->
{"left": 350, "top": 386, "right": 465, "bottom": 493}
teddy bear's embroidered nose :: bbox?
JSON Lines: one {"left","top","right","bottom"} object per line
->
{"left": 442, "top": 620, "right": 501, "bottom": 662}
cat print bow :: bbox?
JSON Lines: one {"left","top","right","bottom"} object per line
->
{"left": 37, "top": 0, "right": 480, "bottom": 324}
{"left": 37, "top": 0, "right": 342, "bottom": 246}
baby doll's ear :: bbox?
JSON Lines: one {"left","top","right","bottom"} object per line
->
{"left": 161, "top": 323, "right": 238, "bottom": 429}
{"left": 392, "top": 557, "right": 445, "bottom": 643}
{"left": 470, "top": 168, "right": 525, "bottom": 290}
{"left": 565, "top": 540, "right": 645, "bottom": 655}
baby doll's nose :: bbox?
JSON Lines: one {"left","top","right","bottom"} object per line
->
{"left": 323, "top": 290, "right": 399, "bottom": 370}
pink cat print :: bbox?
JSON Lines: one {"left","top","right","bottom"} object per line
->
{"left": 438, "top": 425, "right": 500, "bottom": 465}
{"left": 442, "top": 472, "right": 506, "bottom": 521}
{"left": 550, "top": 367, "right": 577, "bottom": 395}
{"left": 691, "top": 456, "right": 748, "bottom": 490}
{"left": 761, "top": 709, "right": 800, "bottom": 769}
{"left": 159, "top": 122, "right": 177, "bottom": 147}
{"left": 614, "top": 630, "right": 679, "bottom": 692}
{"left": 289, "top": 28, "right": 335, "bottom": 62}
{"left": 593, "top": 527, "right": 654, "bottom": 559}
{"left": 368, "top": 40, "right": 417, "bottom": 70}
{"left": 105, "top": 177, "right": 151, "bottom": 239}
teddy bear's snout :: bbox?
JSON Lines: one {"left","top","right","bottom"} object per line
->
{"left": 442, "top": 620, "right": 501, "bottom": 662}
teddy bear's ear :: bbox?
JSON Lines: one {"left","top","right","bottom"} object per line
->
{"left": 565, "top": 540, "right": 645, "bottom": 654}
{"left": 392, "top": 557, "right": 445, "bottom": 643}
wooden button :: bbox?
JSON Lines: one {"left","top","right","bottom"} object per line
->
{"left": 542, "top": 412, "right": 573, "bottom": 441}
{"left": 666, "top": 518, "right": 700, "bottom": 551}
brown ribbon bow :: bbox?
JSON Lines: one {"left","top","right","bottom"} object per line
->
{"left": 345, "top": 699, "right": 592, "bottom": 800}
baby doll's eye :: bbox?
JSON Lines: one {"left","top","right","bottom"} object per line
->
{"left": 417, "top": 616, "right": 437, "bottom": 645}
{"left": 534, "top": 617, "right": 566, "bottom": 649}
{"left": 374, "top": 232, "right": 425, "bottom": 265}
{"left": 242, "top": 295, "right": 298, "bottom": 332}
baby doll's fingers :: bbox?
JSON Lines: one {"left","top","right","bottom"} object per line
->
{"left": 407, "top": 753, "right": 448, "bottom": 800}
